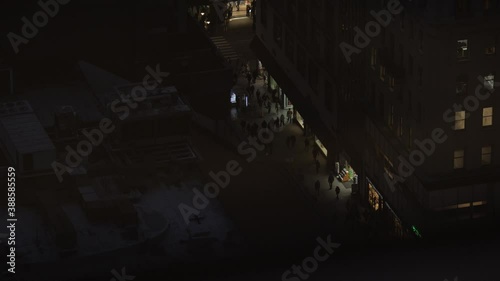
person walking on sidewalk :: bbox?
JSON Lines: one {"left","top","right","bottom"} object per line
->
{"left": 304, "top": 138, "right": 310, "bottom": 151}
{"left": 274, "top": 117, "right": 280, "bottom": 129}
{"left": 315, "top": 159, "right": 320, "bottom": 174}
{"left": 315, "top": 180, "right": 320, "bottom": 196}
{"left": 286, "top": 108, "right": 293, "bottom": 123}
{"left": 312, "top": 146, "right": 319, "bottom": 161}
{"left": 328, "top": 172, "right": 334, "bottom": 190}
{"left": 280, "top": 113, "right": 285, "bottom": 127}
{"left": 335, "top": 186, "right": 340, "bottom": 199}
{"left": 261, "top": 120, "right": 267, "bottom": 131}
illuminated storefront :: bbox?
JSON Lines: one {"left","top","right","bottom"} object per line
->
{"left": 295, "top": 110, "right": 305, "bottom": 128}
{"left": 385, "top": 202, "right": 404, "bottom": 238}
{"left": 315, "top": 135, "right": 328, "bottom": 157}
{"left": 367, "top": 178, "right": 383, "bottom": 211}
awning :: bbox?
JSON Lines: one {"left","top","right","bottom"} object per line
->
{"left": 250, "top": 36, "right": 333, "bottom": 146}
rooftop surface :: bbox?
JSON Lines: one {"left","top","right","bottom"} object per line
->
{"left": 0, "top": 101, "right": 55, "bottom": 154}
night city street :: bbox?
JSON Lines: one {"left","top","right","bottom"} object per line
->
{"left": 1, "top": 1, "right": 500, "bottom": 280}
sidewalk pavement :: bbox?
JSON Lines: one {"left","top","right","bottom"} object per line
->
{"left": 193, "top": 10, "right": 376, "bottom": 243}
{"left": 228, "top": 75, "right": 372, "bottom": 241}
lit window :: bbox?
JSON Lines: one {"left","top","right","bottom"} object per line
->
{"left": 482, "top": 107, "right": 493, "bottom": 126}
{"left": 457, "top": 39, "right": 469, "bottom": 59}
{"left": 454, "top": 111, "right": 466, "bottom": 130}
{"left": 484, "top": 74, "right": 495, "bottom": 91}
{"left": 481, "top": 146, "right": 492, "bottom": 165}
{"left": 454, "top": 149, "right": 464, "bottom": 169}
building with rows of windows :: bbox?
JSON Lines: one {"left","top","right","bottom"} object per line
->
{"left": 252, "top": 0, "right": 500, "bottom": 238}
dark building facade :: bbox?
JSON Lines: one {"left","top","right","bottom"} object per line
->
{"left": 253, "top": 0, "right": 500, "bottom": 238}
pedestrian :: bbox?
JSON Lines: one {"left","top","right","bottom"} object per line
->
{"left": 315, "top": 159, "right": 320, "bottom": 174}
{"left": 275, "top": 102, "right": 279, "bottom": 114}
{"left": 236, "top": 0, "right": 240, "bottom": 11}
{"left": 312, "top": 146, "right": 319, "bottom": 160}
{"left": 280, "top": 114, "right": 285, "bottom": 127}
{"left": 267, "top": 102, "right": 272, "bottom": 114}
{"left": 287, "top": 108, "right": 293, "bottom": 123}
{"left": 315, "top": 180, "right": 320, "bottom": 196}
{"left": 304, "top": 138, "right": 310, "bottom": 151}
{"left": 328, "top": 172, "right": 334, "bottom": 190}
{"left": 335, "top": 186, "right": 340, "bottom": 199}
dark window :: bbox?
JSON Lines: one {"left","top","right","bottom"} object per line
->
{"left": 273, "top": 14, "right": 283, "bottom": 48}
{"left": 418, "top": 30, "right": 424, "bottom": 51}
{"left": 456, "top": 74, "right": 468, "bottom": 95}
{"left": 456, "top": 0, "right": 471, "bottom": 17}
{"left": 285, "top": 30, "right": 295, "bottom": 63}
{"left": 297, "top": 45, "right": 307, "bottom": 78}
{"left": 418, "top": 66, "right": 423, "bottom": 86}
{"left": 408, "top": 55, "right": 413, "bottom": 76}
{"left": 309, "top": 60, "right": 319, "bottom": 93}
{"left": 325, "top": 81, "right": 333, "bottom": 112}
{"left": 23, "top": 154, "right": 33, "bottom": 171}
{"left": 260, "top": 0, "right": 268, "bottom": 26}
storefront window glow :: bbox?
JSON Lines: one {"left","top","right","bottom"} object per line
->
{"left": 315, "top": 136, "right": 328, "bottom": 156}
{"left": 296, "top": 110, "right": 305, "bottom": 128}
{"left": 368, "top": 181, "right": 382, "bottom": 211}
